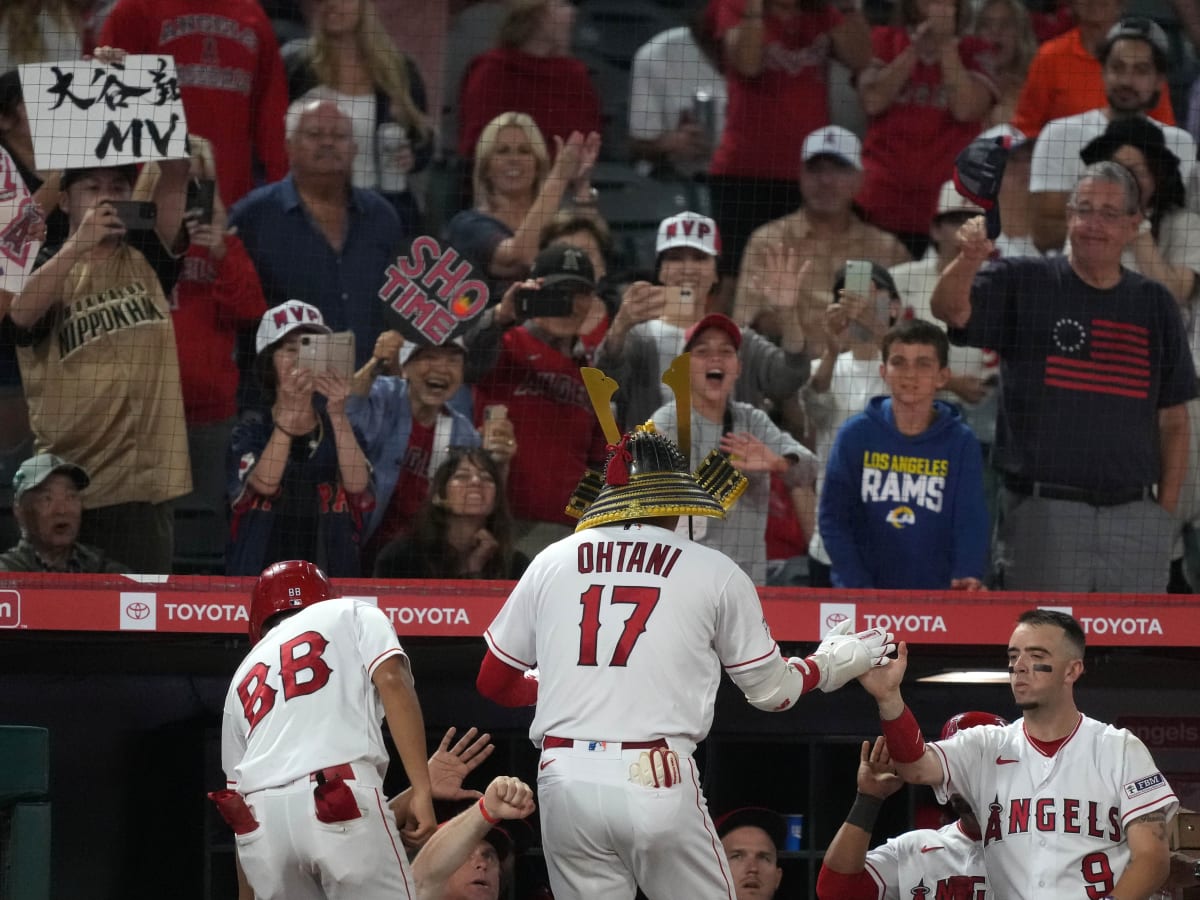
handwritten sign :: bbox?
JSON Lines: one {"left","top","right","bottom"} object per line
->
{"left": 19, "top": 55, "right": 189, "bottom": 171}
{"left": 0, "top": 147, "right": 42, "bottom": 294}
{"left": 378, "top": 236, "right": 489, "bottom": 345}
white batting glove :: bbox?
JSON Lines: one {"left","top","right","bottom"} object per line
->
{"left": 628, "top": 748, "right": 681, "bottom": 788}
{"left": 805, "top": 620, "right": 895, "bottom": 693}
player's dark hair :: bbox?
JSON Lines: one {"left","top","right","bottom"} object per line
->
{"left": 880, "top": 318, "right": 950, "bottom": 368}
{"left": 385, "top": 448, "right": 518, "bottom": 579}
{"left": 1017, "top": 609, "right": 1086, "bottom": 658}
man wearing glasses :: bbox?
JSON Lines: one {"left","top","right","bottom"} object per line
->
{"left": 930, "top": 161, "right": 1196, "bottom": 592}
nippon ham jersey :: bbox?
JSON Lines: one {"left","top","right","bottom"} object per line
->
{"left": 864, "top": 821, "right": 989, "bottom": 900}
{"left": 930, "top": 715, "right": 1178, "bottom": 900}
{"left": 484, "top": 523, "right": 779, "bottom": 755}
{"left": 222, "top": 598, "right": 406, "bottom": 794}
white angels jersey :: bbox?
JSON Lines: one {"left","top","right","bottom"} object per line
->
{"left": 864, "top": 820, "right": 989, "bottom": 900}
{"left": 484, "top": 523, "right": 780, "bottom": 755}
{"left": 222, "top": 598, "right": 407, "bottom": 794}
{"left": 930, "top": 715, "right": 1178, "bottom": 900}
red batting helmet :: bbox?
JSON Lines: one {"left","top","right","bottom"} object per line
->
{"left": 940, "top": 711, "right": 1008, "bottom": 741}
{"left": 248, "top": 560, "right": 335, "bottom": 644}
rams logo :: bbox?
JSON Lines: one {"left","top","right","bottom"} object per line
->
{"left": 886, "top": 505, "right": 916, "bottom": 529}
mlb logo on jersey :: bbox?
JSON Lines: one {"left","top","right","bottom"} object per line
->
{"left": 1123, "top": 772, "right": 1165, "bottom": 798}
{"left": 587, "top": 741, "right": 608, "bottom": 752}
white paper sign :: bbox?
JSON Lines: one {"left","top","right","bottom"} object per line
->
{"left": 0, "top": 146, "right": 42, "bottom": 294}
{"left": 19, "top": 55, "right": 189, "bottom": 171}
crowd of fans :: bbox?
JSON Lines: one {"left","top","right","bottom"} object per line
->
{"left": 1, "top": 0, "right": 1200, "bottom": 595}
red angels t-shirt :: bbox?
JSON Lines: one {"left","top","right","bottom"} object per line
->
{"left": 362, "top": 418, "right": 435, "bottom": 567}
{"left": 710, "top": 0, "right": 843, "bottom": 181}
{"left": 856, "top": 27, "right": 997, "bottom": 234}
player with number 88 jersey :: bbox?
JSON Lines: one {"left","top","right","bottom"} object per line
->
{"left": 478, "top": 426, "right": 894, "bottom": 900}
{"left": 218, "top": 560, "right": 435, "bottom": 899}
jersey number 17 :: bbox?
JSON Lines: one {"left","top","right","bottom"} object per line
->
{"left": 577, "top": 585, "right": 661, "bottom": 667}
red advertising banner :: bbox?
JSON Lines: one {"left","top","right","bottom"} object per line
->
{"left": 0, "top": 574, "right": 1196, "bottom": 646}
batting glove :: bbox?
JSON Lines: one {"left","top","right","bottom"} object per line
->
{"left": 804, "top": 620, "right": 895, "bottom": 693}
{"left": 628, "top": 748, "right": 681, "bottom": 788}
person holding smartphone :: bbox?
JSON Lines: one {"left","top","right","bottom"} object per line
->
{"left": 8, "top": 121, "right": 192, "bottom": 574}
{"left": 226, "top": 301, "right": 372, "bottom": 577}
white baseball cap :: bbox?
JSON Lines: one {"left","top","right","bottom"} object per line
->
{"left": 979, "top": 123, "right": 1030, "bottom": 152}
{"left": 12, "top": 453, "right": 90, "bottom": 501}
{"left": 255, "top": 300, "right": 332, "bottom": 354}
{"left": 656, "top": 211, "right": 721, "bottom": 257}
{"left": 935, "top": 180, "right": 985, "bottom": 218}
{"left": 801, "top": 125, "right": 862, "bottom": 171}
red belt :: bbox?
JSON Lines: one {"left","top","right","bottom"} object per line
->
{"left": 309, "top": 763, "right": 355, "bottom": 783}
{"left": 543, "top": 736, "right": 668, "bottom": 750}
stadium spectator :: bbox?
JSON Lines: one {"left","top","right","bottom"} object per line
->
{"left": 652, "top": 313, "right": 818, "bottom": 584}
{"left": 819, "top": 318, "right": 989, "bottom": 590}
{"left": 709, "top": 0, "right": 872, "bottom": 288}
{"left": 931, "top": 163, "right": 1196, "bottom": 592}
{"left": 0, "top": 454, "right": 128, "bottom": 573}
{"left": 464, "top": 243, "right": 608, "bottom": 558}
{"left": 444, "top": 113, "right": 599, "bottom": 306}
{"left": 735, "top": 126, "right": 910, "bottom": 358}
{"left": 281, "top": 0, "right": 434, "bottom": 235}
{"left": 971, "top": 0, "right": 1037, "bottom": 127}
{"left": 802, "top": 264, "right": 898, "bottom": 588}
{"left": 99, "top": 0, "right": 288, "bottom": 207}
{"left": 374, "top": 447, "right": 529, "bottom": 579}
{"left": 457, "top": 0, "right": 601, "bottom": 163}
{"left": 856, "top": 0, "right": 997, "bottom": 258}
{"left": 536, "top": 209, "right": 615, "bottom": 350}
{"left": 9, "top": 157, "right": 190, "bottom": 575}
{"left": 890, "top": 181, "right": 999, "bottom": 436}
{"left": 347, "top": 331, "right": 514, "bottom": 571}
{"left": 226, "top": 301, "right": 371, "bottom": 577}
{"left": 716, "top": 807, "right": 786, "bottom": 900}
{"left": 0, "top": 70, "right": 64, "bottom": 241}
{"left": 0, "top": 1, "right": 83, "bottom": 70}
{"left": 230, "top": 97, "right": 405, "bottom": 382}
{"left": 1028, "top": 17, "right": 1195, "bottom": 253}
{"left": 597, "top": 212, "right": 811, "bottom": 433}
{"left": 629, "top": 8, "right": 726, "bottom": 179}
{"left": 136, "top": 136, "right": 267, "bottom": 572}
{"left": 1011, "top": 1, "right": 1176, "bottom": 138}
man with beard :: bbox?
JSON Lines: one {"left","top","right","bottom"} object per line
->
{"left": 1028, "top": 17, "right": 1196, "bottom": 252}
{"left": 816, "top": 713, "right": 1006, "bottom": 900}
{"left": 857, "top": 609, "right": 1177, "bottom": 900}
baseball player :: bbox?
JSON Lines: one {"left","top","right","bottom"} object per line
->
{"left": 477, "top": 424, "right": 894, "bottom": 900}
{"left": 215, "top": 559, "right": 435, "bottom": 899}
{"left": 859, "top": 609, "right": 1177, "bottom": 899}
{"left": 716, "top": 807, "right": 786, "bottom": 900}
{"left": 817, "top": 712, "right": 1008, "bottom": 900}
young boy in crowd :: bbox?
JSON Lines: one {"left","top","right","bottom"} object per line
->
{"left": 818, "top": 319, "right": 988, "bottom": 590}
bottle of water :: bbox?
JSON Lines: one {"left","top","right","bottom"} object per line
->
{"left": 377, "top": 122, "right": 409, "bottom": 194}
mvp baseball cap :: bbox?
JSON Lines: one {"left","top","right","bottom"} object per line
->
{"left": 13, "top": 453, "right": 90, "bottom": 501}
{"left": 255, "top": 300, "right": 332, "bottom": 354}
{"left": 802, "top": 125, "right": 863, "bottom": 171}
{"left": 656, "top": 211, "right": 721, "bottom": 257}
{"left": 531, "top": 244, "right": 596, "bottom": 292}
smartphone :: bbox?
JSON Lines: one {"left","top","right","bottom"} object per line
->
{"left": 516, "top": 285, "right": 577, "bottom": 318}
{"left": 108, "top": 200, "right": 157, "bottom": 231}
{"left": 297, "top": 331, "right": 356, "bottom": 379}
{"left": 843, "top": 259, "right": 874, "bottom": 299}
{"left": 187, "top": 178, "right": 215, "bottom": 225}
{"left": 662, "top": 286, "right": 695, "bottom": 314}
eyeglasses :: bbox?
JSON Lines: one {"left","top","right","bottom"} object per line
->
{"left": 1066, "top": 204, "right": 1133, "bottom": 224}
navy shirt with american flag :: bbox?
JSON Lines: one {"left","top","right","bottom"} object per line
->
{"left": 949, "top": 255, "right": 1196, "bottom": 491}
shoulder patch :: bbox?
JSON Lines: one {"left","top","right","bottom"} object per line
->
{"left": 1123, "top": 772, "right": 1166, "bottom": 798}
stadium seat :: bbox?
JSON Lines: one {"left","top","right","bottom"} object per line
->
{"left": 591, "top": 162, "right": 699, "bottom": 277}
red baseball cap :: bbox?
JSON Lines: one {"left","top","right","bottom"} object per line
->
{"left": 683, "top": 313, "right": 741, "bottom": 353}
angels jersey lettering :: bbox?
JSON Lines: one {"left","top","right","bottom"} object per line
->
{"left": 864, "top": 820, "right": 990, "bottom": 900}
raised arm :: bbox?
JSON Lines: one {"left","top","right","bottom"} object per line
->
{"left": 725, "top": 0, "right": 768, "bottom": 77}
{"left": 930, "top": 216, "right": 992, "bottom": 329}
{"left": 856, "top": 643, "right": 945, "bottom": 786}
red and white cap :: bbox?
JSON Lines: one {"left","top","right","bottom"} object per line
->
{"left": 801, "top": 125, "right": 863, "bottom": 171}
{"left": 656, "top": 211, "right": 721, "bottom": 257}
{"left": 255, "top": 300, "right": 333, "bottom": 354}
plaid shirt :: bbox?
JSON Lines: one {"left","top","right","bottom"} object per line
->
{"left": 0, "top": 540, "right": 129, "bottom": 573}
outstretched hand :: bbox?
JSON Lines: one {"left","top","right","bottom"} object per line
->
{"left": 428, "top": 726, "right": 496, "bottom": 801}
{"left": 956, "top": 216, "right": 993, "bottom": 264}
{"left": 857, "top": 737, "right": 903, "bottom": 800}
{"left": 857, "top": 641, "right": 908, "bottom": 701}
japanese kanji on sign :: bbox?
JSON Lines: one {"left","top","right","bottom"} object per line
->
{"left": 18, "top": 55, "right": 190, "bottom": 170}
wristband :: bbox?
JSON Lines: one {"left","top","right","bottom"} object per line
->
{"left": 478, "top": 797, "right": 501, "bottom": 825}
{"left": 845, "top": 792, "right": 884, "bottom": 831}
{"left": 880, "top": 703, "right": 927, "bottom": 763}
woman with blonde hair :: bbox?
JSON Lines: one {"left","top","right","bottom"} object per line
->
{"left": 0, "top": 0, "right": 83, "bottom": 69}
{"left": 972, "top": 0, "right": 1036, "bottom": 126}
{"left": 444, "top": 111, "right": 599, "bottom": 303}
{"left": 283, "top": 0, "right": 433, "bottom": 232}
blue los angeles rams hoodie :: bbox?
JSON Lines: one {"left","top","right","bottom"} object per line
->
{"left": 819, "top": 397, "right": 989, "bottom": 589}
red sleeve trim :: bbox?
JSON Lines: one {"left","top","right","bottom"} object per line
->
{"left": 366, "top": 647, "right": 403, "bottom": 678}
{"left": 477, "top": 649, "right": 538, "bottom": 707}
{"left": 881, "top": 704, "right": 927, "bottom": 764}
{"left": 1121, "top": 794, "right": 1179, "bottom": 825}
{"left": 816, "top": 865, "right": 881, "bottom": 900}
{"left": 723, "top": 643, "right": 781, "bottom": 670}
